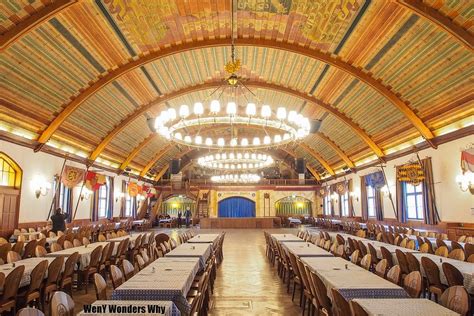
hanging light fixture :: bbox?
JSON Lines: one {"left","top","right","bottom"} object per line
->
{"left": 197, "top": 152, "right": 274, "bottom": 171}
{"left": 211, "top": 173, "right": 261, "bottom": 183}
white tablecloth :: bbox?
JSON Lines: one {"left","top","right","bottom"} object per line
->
{"left": 282, "top": 241, "right": 334, "bottom": 258}
{"left": 353, "top": 298, "right": 459, "bottom": 316}
{"left": 187, "top": 234, "right": 220, "bottom": 244}
{"left": 165, "top": 243, "right": 212, "bottom": 270}
{"left": 133, "top": 220, "right": 145, "bottom": 225}
{"left": 112, "top": 257, "right": 200, "bottom": 314}
{"left": 271, "top": 234, "right": 303, "bottom": 242}
{"left": 108, "top": 233, "right": 149, "bottom": 249}
{"left": 302, "top": 256, "right": 366, "bottom": 273}
{"left": 412, "top": 252, "right": 474, "bottom": 294}
{"left": 0, "top": 257, "right": 60, "bottom": 288}
{"left": 78, "top": 300, "right": 180, "bottom": 315}
{"left": 45, "top": 242, "right": 114, "bottom": 270}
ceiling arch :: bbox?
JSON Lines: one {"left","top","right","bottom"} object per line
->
{"left": 315, "top": 132, "right": 355, "bottom": 169}
{"left": 34, "top": 38, "right": 434, "bottom": 148}
{"left": 85, "top": 80, "right": 384, "bottom": 164}
{"left": 299, "top": 143, "right": 336, "bottom": 176}
{"left": 119, "top": 134, "right": 157, "bottom": 172}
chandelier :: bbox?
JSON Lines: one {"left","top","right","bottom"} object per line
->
{"left": 197, "top": 152, "right": 274, "bottom": 170}
{"left": 211, "top": 173, "right": 261, "bottom": 183}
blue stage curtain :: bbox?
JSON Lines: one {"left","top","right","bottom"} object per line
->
{"left": 218, "top": 197, "right": 255, "bottom": 217}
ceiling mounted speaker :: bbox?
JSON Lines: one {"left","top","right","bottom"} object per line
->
{"left": 309, "top": 120, "right": 322, "bottom": 133}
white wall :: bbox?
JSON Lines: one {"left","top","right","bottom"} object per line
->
{"left": 324, "top": 135, "right": 474, "bottom": 223}
{"left": 0, "top": 140, "right": 141, "bottom": 223}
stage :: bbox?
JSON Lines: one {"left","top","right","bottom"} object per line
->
{"left": 199, "top": 217, "right": 281, "bottom": 229}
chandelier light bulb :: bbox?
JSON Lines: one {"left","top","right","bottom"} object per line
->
{"left": 230, "top": 138, "right": 237, "bottom": 147}
{"left": 283, "top": 133, "right": 290, "bottom": 140}
{"left": 216, "top": 153, "right": 221, "bottom": 160}
{"left": 205, "top": 138, "right": 213, "bottom": 146}
{"left": 167, "top": 108, "right": 177, "bottom": 120}
{"left": 174, "top": 132, "right": 182, "bottom": 140}
{"left": 179, "top": 104, "right": 190, "bottom": 118}
{"left": 241, "top": 138, "right": 249, "bottom": 147}
{"left": 229, "top": 153, "right": 235, "bottom": 159}
{"left": 184, "top": 135, "right": 192, "bottom": 143}
{"left": 253, "top": 137, "right": 261, "bottom": 145}
{"left": 288, "top": 110, "right": 297, "bottom": 123}
{"left": 261, "top": 105, "right": 271, "bottom": 118}
{"left": 251, "top": 153, "right": 257, "bottom": 159}
{"left": 263, "top": 135, "right": 271, "bottom": 144}
{"left": 274, "top": 134, "right": 282, "bottom": 143}
{"left": 276, "top": 107, "right": 287, "bottom": 120}
{"left": 195, "top": 136, "right": 202, "bottom": 144}
{"left": 217, "top": 138, "right": 225, "bottom": 147}
{"left": 244, "top": 152, "right": 250, "bottom": 159}
{"left": 210, "top": 100, "right": 220, "bottom": 113}
{"left": 246, "top": 103, "right": 256, "bottom": 116}
{"left": 226, "top": 102, "right": 237, "bottom": 116}
{"left": 160, "top": 110, "right": 170, "bottom": 123}
{"left": 193, "top": 102, "right": 204, "bottom": 116}
{"left": 237, "top": 153, "right": 242, "bottom": 159}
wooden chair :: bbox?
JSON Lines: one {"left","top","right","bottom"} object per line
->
{"left": 98, "top": 234, "right": 106, "bottom": 242}
{"left": 367, "top": 243, "right": 379, "bottom": 266}
{"left": 36, "top": 238, "right": 47, "bottom": 248}
{"left": 380, "top": 246, "right": 393, "bottom": 268}
{"left": 0, "top": 238, "right": 8, "bottom": 245}
{"left": 386, "top": 265, "right": 401, "bottom": 285}
{"left": 12, "top": 240, "right": 24, "bottom": 254}
{"left": 435, "top": 246, "right": 449, "bottom": 257}
{"left": 286, "top": 252, "right": 304, "bottom": 303}
{"left": 309, "top": 270, "right": 333, "bottom": 316}
{"left": 63, "top": 240, "right": 73, "bottom": 249}
{"left": 35, "top": 245, "right": 47, "bottom": 257}
{"left": 135, "top": 254, "right": 146, "bottom": 271}
{"left": 350, "top": 300, "right": 369, "bottom": 316}
{"left": 42, "top": 255, "right": 64, "bottom": 307}
{"left": 50, "top": 291, "right": 74, "bottom": 316}
{"left": 98, "top": 242, "right": 111, "bottom": 278}
{"left": 360, "top": 254, "right": 371, "bottom": 270}
{"left": 110, "top": 265, "right": 124, "bottom": 289}
{"left": 7, "top": 250, "right": 21, "bottom": 263}
{"left": 0, "top": 243, "right": 11, "bottom": 263}
{"left": 436, "top": 239, "right": 448, "bottom": 249}
{"left": 0, "top": 265, "right": 25, "bottom": 314}
{"left": 60, "top": 252, "right": 79, "bottom": 297}
{"left": 93, "top": 273, "right": 107, "bottom": 300}
{"left": 421, "top": 256, "right": 446, "bottom": 301}
{"left": 82, "top": 237, "right": 90, "bottom": 246}
{"left": 403, "top": 271, "right": 422, "bottom": 298}
{"left": 395, "top": 249, "right": 410, "bottom": 280}
{"left": 419, "top": 243, "right": 429, "bottom": 253}
{"left": 72, "top": 239, "right": 82, "bottom": 247}
{"left": 467, "top": 254, "right": 474, "bottom": 263}
{"left": 439, "top": 286, "right": 470, "bottom": 316}
{"left": 50, "top": 243, "right": 63, "bottom": 252}
{"left": 48, "top": 232, "right": 57, "bottom": 238}
{"left": 296, "top": 259, "right": 314, "bottom": 315}
{"left": 406, "top": 240, "right": 415, "bottom": 250}
{"left": 375, "top": 259, "right": 387, "bottom": 278}
{"left": 22, "top": 240, "right": 37, "bottom": 259}
{"left": 18, "top": 259, "right": 48, "bottom": 309}
{"left": 450, "top": 241, "right": 463, "bottom": 251}
{"left": 17, "top": 307, "right": 45, "bottom": 316}
{"left": 357, "top": 241, "right": 367, "bottom": 257}
{"left": 121, "top": 259, "right": 135, "bottom": 280}
{"left": 80, "top": 245, "right": 102, "bottom": 293}
{"left": 448, "top": 249, "right": 465, "bottom": 261}
{"left": 405, "top": 252, "right": 420, "bottom": 272}
{"left": 331, "top": 288, "right": 351, "bottom": 316}
{"left": 442, "top": 262, "right": 464, "bottom": 287}
{"left": 350, "top": 250, "right": 359, "bottom": 265}
{"left": 458, "top": 235, "right": 467, "bottom": 243}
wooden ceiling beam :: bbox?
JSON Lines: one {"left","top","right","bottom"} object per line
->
{"left": 119, "top": 134, "right": 157, "bottom": 172}
{"left": 35, "top": 38, "right": 433, "bottom": 149}
{"left": 0, "top": 0, "right": 77, "bottom": 51}
{"left": 395, "top": 0, "right": 473, "bottom": 50}
{"left": 86, "top": 80, "right": 384, "bottom": 165}
{"left": 299, "top": 143, "right": 336, "bottom": 176}
{"left": 154, "top": 165, "right": 169, "bottom": 182}
{"left": 139, "top": 144, "right": 172, "bottom": 177}
{"left": 315, "top": 132, "right": 355, "bottom": 169}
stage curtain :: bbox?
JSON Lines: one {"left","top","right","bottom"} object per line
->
{"left": 360, "top": 176, "right": 368, "bottom": 221}
{"left": 218, "top": 197, "right": 256, "bottom": 217}
{"left": 275, "top": 201, "right": 312, "bottom": 216}
{"left": 107, "top": 177, "right": 114, "bottom": 220}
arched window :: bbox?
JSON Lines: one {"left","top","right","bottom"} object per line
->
{"left": 0, "top": 153, "right": 22, "bottom": 189}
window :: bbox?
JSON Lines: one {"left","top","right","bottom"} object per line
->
{"left": 58, "top": 183, "right": 72, "bottom": 216}
{"left": 124, "top": 182, "right": 135, "bottom": 217}
{"left": 324, "top": 195, "right": 331, "bottom": 215}
{"left": 97, "top": 178, "right": 109, "bottom": 218}
{"left": 367, "top": 186, "right": 376, "bottom": 217}
{"left": 0, "top": 156, "right": 17, "bottom": 187}
{"left": 405, "top": 183, "right": 424, "bottom": 220}
{"left": 341, "top": 192, "right": 349, "bottom": 217}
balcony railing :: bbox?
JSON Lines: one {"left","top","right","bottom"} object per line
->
{"left": 155, "top": 178, "right": 320, "bottom": 187}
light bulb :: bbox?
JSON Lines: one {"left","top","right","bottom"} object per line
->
{"left": 205, "top": 138, "right": 213, "bottom": 146}
{"left": 216, "top": 153, "right": 221, "bottom": 160}
{"left": 184, "top": 135, "right": 192, "bottom": 143}
{"left": 274, "top": 135, "right": 282, "bottom": 143}
{"left": 167, "top": 108, "right": 177, "bottom": 120}
{"left": 253, "top": 137, "right": 261, "bottom": 145}
{"left": 237, "top": 153, "right": 242, "bottom": 159}
{"left": 246, "top": 103, "right": 256, "bottom": 116}
{"left": 283, "top": 133, "right": 290, "bottom": 140}
{"left": 195, "top": 136, "right": 202, "bottom": 144}
{"left": 174, "top": 132, "right": 182, "bottom": 140}
{"left": 229, "top": 153, "right": 235, "bottom": 159}
{"left": 288, "top": 111, "right": 297, "bottom": 123}
{"left": 263, "top": 136, "right": 271, "bottom": 144}
{"left": 222, "top": 153, "right": 227, "bottom": 159}
{"left": 241, "top": 138, "right": 249, "bottom": 147}
{"left": 217, "top": 138, "right": 225, "bottom": 147}
{"left": 261, "top": 105, "right": 271, "bottom": 118}
{"left": 226, "top": 102, "right": 237, "bottom": 116}
{"left": 210, "top": 100, "right": 220, "bottom": 113}
{"left": 160, "top": 110, "right": 170, "bottom": 123}
{"left": 276, "top": 107, "right": 287, "bottom": 120}
{"left": 230, "top": 138, "right": 237, "bottom": 147}
{"left": 251, "top": 153, "right": 257, "bottom": 159}
{"left": 244, "top": 153, "right": 250, "bottom": 159}
{"left": 193, "top": 102, "right": 204, "bottom": 116}
{"left": 179, "top": 104, "right": 189, "bottom": 118}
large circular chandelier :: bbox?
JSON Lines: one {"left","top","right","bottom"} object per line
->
{"left": 211, "top": 173, "right": 261, "bottom": 183}
{"left": 197, "top": 152, "right": 274, "bottom": 170}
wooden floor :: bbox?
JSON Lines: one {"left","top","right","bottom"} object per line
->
{"left": 70, "top": 228, "right": 301, "bottom": 315}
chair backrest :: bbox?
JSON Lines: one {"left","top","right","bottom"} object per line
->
{"left": 51, "top": 243, "right": 63, "bottom": 252}
{"left": 50, "top": 291, "right": 74, "bottom": 316}
{"left": 93, "top": 273, "right": 107, "bottom": 300}
{"left": 28, "top": 259, "right": 48, "bottom": 294}
{"left": 309, "top": 270, "right": 332, "bottom": 314}
{"left": 448, "top": 249, "right": 465, "bottom": 261}
{"left": 336, "top": 234, "right": 345, "bottom": 246}
{"left": 395, "top": 249, "right": 410, "bottom": 275}
{"left": 100, "top": 243, "right": 111, "bottom": 265}
{"left": 436, "top": 239, "right": 448, "bottom": 249}
{"left": 135, "top": 254, "right": 146, "bottom": 270}
{"left": 82, "top": 237, "right": 90, "bottom": 246}
{"left": 435, "top": 246, "right": 449, "bottom": 257}
{"left": 62, "top": 252, "right": 79, "bottom": 282}
{"left": 386, "top": 265, "right": 401, "bottom": 285}
{"left": 17, "top": 307, "right": 45, "bottom": 316}
{"left": 98, "top": 234, "right": 106, "bottom": 242}
{"left": 399, "top": 238, "right": 408, "bottom": 248}
{"left": 110, "top": 264, "right": 124, "bottom": 289}
{"left": 357, "top": 241, "right": 367, "bottom": 256}
{"left": 122, "top": 259, "right": 135, "bottom": 280}
{"left": 439, "top": 286, "right": 470, "bottom": 316}
{"left": 46, "top": 255, "right": 64, "bottom": 285}
{"left": 450, "top": 241, "right": 463, "bottom": 250}
{"left": 379, "top": 246, "right": 393, "bottom": 268}
{"left": 3, "top": 265, "right": 25, "bottom": 301}
{"left": 457, "top": 235, "right": 466, "bottom": 243}
{"left": 12, "top": 240, "right": 24, "bottom": 254}
{"left": 331, "top": 288, "right": 351, "bottom": 316}
{"left": 35, "top": 245, "right": 48, "bottom": 257}
{"left": 63, "top": 240, "right": 73, "bottom": 249}
{"left": 37, "top": 238, "right": 47, "bottom": 248}
{"left": 419, "top": 243, "right": 429, "bottom": 253}
{"left": 89, "top": 245, "right": 103, "bottom": 268}
{"left": 465, "top": 243, "right": 474, "bottom": 259}
{"left": 72, "top": 239, "right": 82, "bottom": 247}
{"left": 406, "top": 240, "right": 415, "bottom": 250}
{"left": 7, "top": 250, "right": 22, "bottom": 263}
{"left": 442, "top": 262, "right": 464, "bottom": 287}
{"left": 0, "top": 243, "right": 11, "bottom": 263}
{"left": 405, "top": 252, "right": 420, "bottom": 272}
{"left": 403, "top": 271, "right": 422, "bottom": 298}
{"left": 360, "top": 254, "right": 371, "bottom": 270}
{"left": 375, "top": 259, "right": 387, "bottom": 278}
{"left": 421, "top": 256, "right": 442, "bottom": 287}
{"left": 23, "top": 239, "right": 37, "bottom": 259}
{"left": 350, "top": 250, "right": 359, "bottom": 265}
{"left": 467, "top": 254, "right": 474, "bottom": 263}
{"left": 155, "top": 233, "right": 169, "bottom": 246}
{"left": 350, "top": 300, "right": 369, "bottom": 316}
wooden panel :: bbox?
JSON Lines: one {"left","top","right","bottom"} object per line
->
{"left": 0, "top": 186, "right": 20, "bottom": 238}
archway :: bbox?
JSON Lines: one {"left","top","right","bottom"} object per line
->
{"left": 160, "top": 195, "right": 196, "bottom": 217}
{"left": 275, "top": 196, "right": 312, "bottom": 217}
{"left": 218, "top": 197, "right": 256, "bottom": 218}
{"left": 0, "top": 152, "right": 22, "bottom": 237}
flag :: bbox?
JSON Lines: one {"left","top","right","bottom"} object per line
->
{"left": 461, "top": 148, "right": 474, "bottom": 173}
{"left": 85, "top": 172, "right": 107, "bottom": 191}
{"left": 128, "top": 182, "right": 139, "bottom": 197}
{"left": 61, "top": 166, "right": 85, "bottom": 188}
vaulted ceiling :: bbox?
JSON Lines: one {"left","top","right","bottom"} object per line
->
{"left": 0, "top": 0, "right": 472, "bottom": 180}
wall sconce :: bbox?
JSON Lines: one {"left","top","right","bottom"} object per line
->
{"left": 456, "top": 172, "right": 474, "bottom": 194}
{"left": 31, "top": 175, "right": 51, "bottom": 199}
{"left": 80, "top": 188, "right": 92, "bottom": 201}
{"left": 349, "top": 191, "right": 360, "bottom": 202}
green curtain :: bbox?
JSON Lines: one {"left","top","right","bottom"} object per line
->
{"left": 161, "top": 199, "right": 196, "bottom": 217}
{"left": 275, "top": 201, "right": 312, "bottom": 216}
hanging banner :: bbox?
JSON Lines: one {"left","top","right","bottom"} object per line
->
{"left": 335, "top": 181, "right": 348, "bottom": 195}
{"left": 461, "top": 148, "right": 474, "bottom": 173}
{"left": 85, "top": 172, "right": 106, "bottom": 191}
{"left": 61, "top": 166, "right": 85, "bottom": 188}
{"left": 397, "top": 163, "right": 425, "bottom": 186}
{"left": 128, "top": 182, "right": 139, "bottom": 197}
{"left": 142, "top": 185, "right": 156, "bottom": 198}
